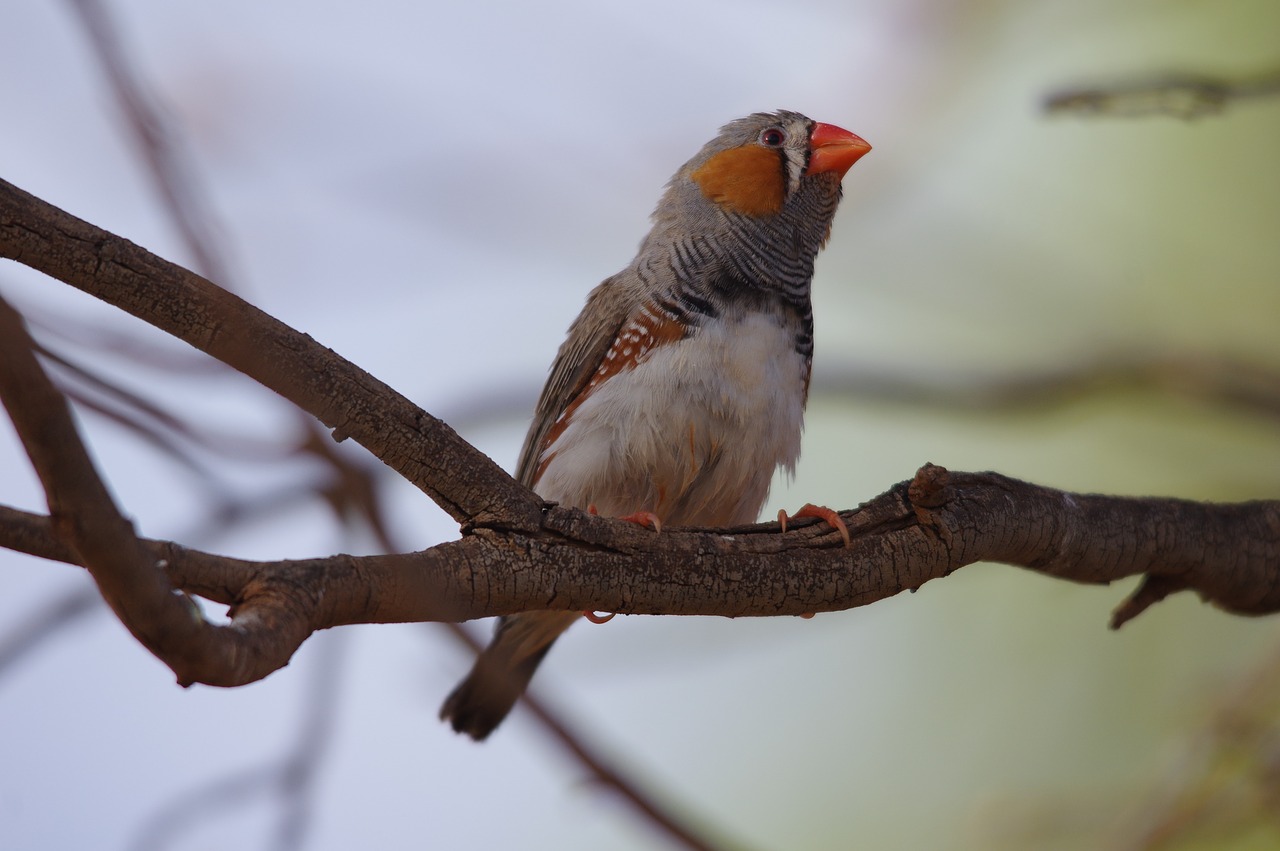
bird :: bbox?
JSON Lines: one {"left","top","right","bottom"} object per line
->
{"left": 440, "top": 110, "right": 870, "bottom": 740}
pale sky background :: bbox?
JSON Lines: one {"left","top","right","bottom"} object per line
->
{"left": 2, "top": 1, "right": 1280, "bottom": 849}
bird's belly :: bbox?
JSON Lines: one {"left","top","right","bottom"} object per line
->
{"left": 536, "top": 312, "right": 807, "bottom": 527}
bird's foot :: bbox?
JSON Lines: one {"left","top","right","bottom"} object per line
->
{"left": 778, "top": 503, "right": 849, "bottom": 619}
{"left": 617, "top": 510, "right": 662, "bottom": 533}
{"left": 777, "top": 503, "right": 851, "bottom": 547}
{"left": 589, "top": 504, "right": 662, "bottom": 534}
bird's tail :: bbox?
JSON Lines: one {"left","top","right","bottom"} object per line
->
{"left": 440, "top": 610, "right": 579, "bottom": 740}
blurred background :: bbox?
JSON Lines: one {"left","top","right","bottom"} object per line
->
{"left": 2, "top": 0, "right": 1279, "bottom": 849}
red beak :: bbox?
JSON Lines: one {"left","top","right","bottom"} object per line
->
{"left": 806, "top": 123, "right": 871, "bottom": 178}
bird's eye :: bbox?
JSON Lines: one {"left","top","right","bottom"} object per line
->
{"left": 759, "top": 128, "right": 785, "bottom": 147}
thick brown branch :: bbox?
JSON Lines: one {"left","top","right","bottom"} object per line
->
{"left": 0, "top": 177, "right": 542, "bottom": 531}
{"left": 3, "top": 179, "right": 1277, "bottom": 691}
{"left": 0, "top": 296, "right": 299, "bottom": 686}
{"left": 6, "top": 463, "right": 1278, "bottom": 689}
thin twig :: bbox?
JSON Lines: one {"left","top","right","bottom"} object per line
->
{"left": 1111, "top": 638, "right": 1280, "bottom": 850}
{"left": 437, "top": 354, "right": 1280, "bottom": 438}
{"left": 125, "top": 634, "right": 346, "bottom": 851}
{"left": 64, "top": 0, "right": 238, "bottom": 287}
{"left": 1044, "top": 67, "right": 1280, "bottom": 120}
{"left": 435, "top": 622, "right": 741, "bottom": 851}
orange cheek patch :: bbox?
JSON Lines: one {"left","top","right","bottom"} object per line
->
{"left": 691, "top": 146, "right": 785, "bottom": 217}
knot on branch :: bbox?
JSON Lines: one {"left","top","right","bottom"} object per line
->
{"left": 907, "top": 463, "right": 957, "bottom": 536}
{"left": 908, "top": 463, "right": 952, "bottom": 510}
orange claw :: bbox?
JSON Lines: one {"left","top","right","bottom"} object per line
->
{"left": 587, "top": 505, "right": 661, "bottom": 534}
{"left": 617, "top": 510, "right": 662, "bottom": 534}
{"left": 778, "top": 503, "right": 851, "bottom": 547}
{"left": 779, "top": 504, "right": 848, "bottom": 619}
{"left": 583, "top": 611, "right": 617, "bottom": 624}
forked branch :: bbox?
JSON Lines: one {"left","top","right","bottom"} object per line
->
{"left": 2, "top": 177, "right": 1279, "bottom": 692}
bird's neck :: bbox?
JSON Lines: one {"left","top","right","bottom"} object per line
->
{"left": 643, "top": 231, "right": 817, "bottom": 365}
{"left": 652, "top": 177, "right": 840, "bottom": 301}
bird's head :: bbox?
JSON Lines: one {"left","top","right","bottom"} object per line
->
{"left": 648, "top": 111, "right": 870, "bottom": 266}
{"left": 686, "top": 110, "right": 869, "bottom": 216}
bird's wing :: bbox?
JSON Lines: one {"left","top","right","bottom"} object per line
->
{"left": 514, "top": 273, "right": 641, "bottom": 488}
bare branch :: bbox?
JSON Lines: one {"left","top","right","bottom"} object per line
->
{"left": 437, "top": 353, "right": 1280, "bottom": 450}
{"left": 3, "top": 182, "right": 1278, "bottom": 851}
{"left": 1043, "top": 67, "right": 1280, "bottom": 119}
{"left": 0, "top": 295, "right": 281, "bottom": 686}
{"left": 64, "top": 0, "right": 237, "bottom": 286}
{"left": 1111, "top": 637, "right": 1280, "bottom": 850}
{"left": 432, "top": 622, "right": 741, "bottom": 851}
{"left": 126, "top": 636, "right": 346, "bottom": 851}
{"left": 8, "top": 180, "right": 1270, "bottom": 642}
{"left": 0, "top": 177, "right": 542, "bottom": 531}
{"left": 815, "top": 354, "right": 1280, "bottom": 426}
{"left": 5, "top": 457, "right": 1278, "bottom": 689}
{"left": 6, "top": 132, "right": 729, "bottom": 841}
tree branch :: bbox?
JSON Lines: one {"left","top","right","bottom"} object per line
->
{"left": 65, "top": 0, "right": 236, "bottom": 288}
{"left": 5, "top": 457, "right": 1278, "bottom": 689}
{"left": 3, "top": 177, "right": 1278, "bottom": 691}
{"left": 814, "top": 353, "right": 1280, "bottom": 425}
{"left": 0, "top": 295, "right": 273, "bottom": 686}
{"left": 0, "top": 177, "right": 541, "bottom": 531}
{"left": 1043, "top": 67, "right": 1280, "bottom": 119}
{"left": 2, "top": 159, "right": 738, "bottom": 845}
